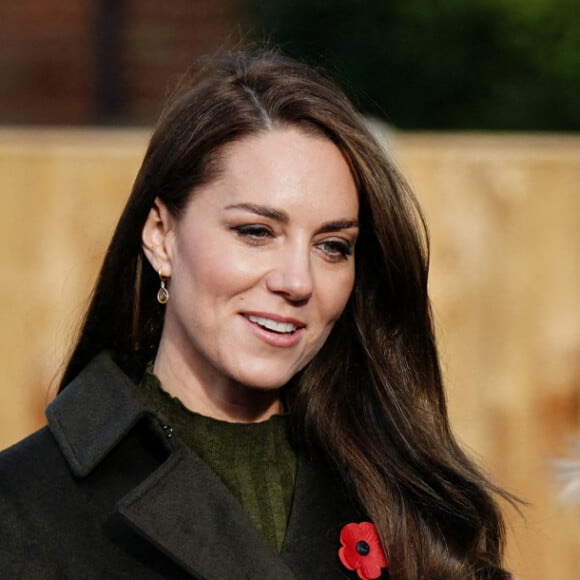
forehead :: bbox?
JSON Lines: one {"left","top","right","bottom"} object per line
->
{"left": 191, "top": 127, "right": 359, "bottom": 219}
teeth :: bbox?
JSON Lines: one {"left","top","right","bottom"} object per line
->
{"left": 247, "top": 315, "right": 297, "bottom": 334}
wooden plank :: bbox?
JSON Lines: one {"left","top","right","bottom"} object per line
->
{"left": 0, "top": 129, "right": 578, "bottom": 578}
{"left": 395, "top": 133, "right": 580, "bottom": 580}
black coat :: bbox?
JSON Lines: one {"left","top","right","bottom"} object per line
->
{"left": 0, "top": 353, "right": 367, "bottom": 579}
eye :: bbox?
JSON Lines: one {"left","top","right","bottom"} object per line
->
{"left": 231, "top": 224, "right": 274, "bottom": 244}
{"left": 317, "top": 239, "right": 353, "bottom": 262}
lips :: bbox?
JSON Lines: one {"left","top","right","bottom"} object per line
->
{"left": 246, "top": 315, "right": 297, "bottom": 334}
{"left": 242, "top": 312, "right": 306, "bottom": 338}
{"left": 242, "top": 313, "right": 305, "bottom": 348}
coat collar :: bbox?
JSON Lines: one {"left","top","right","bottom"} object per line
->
{"left": 46, "top": 352, "right": 364, "bottom": 579}
{"left": 46, "top": 351, "right": 152, "bottom": 478}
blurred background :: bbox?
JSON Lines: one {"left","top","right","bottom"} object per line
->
{"left": 2, "top": 0, "right": 580, "bottom": 129}
{"left": 0, "top": 1, "right": 578, "bottom": 577}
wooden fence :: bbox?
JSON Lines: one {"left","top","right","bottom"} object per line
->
{"left": 0, "top": 128, "right": 578, "bottom": 578}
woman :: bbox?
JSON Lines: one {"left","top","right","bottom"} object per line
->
{"left": 0, "top": 49, "right": 515, "bottom": 579}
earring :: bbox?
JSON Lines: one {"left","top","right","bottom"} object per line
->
{"left": 157, "top": 270, "right": 169, "bottom": 304}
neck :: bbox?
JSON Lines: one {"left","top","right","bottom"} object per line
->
{"left": 152, "top": 341, "right": 283, "bottom": 423}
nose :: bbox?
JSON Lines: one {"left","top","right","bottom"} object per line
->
{"left": 266, "top": 246, "right": 313, "bottom": 303}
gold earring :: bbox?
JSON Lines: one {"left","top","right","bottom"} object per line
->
{"left": 157, "top": 270, "right": 169, "bottom": 304}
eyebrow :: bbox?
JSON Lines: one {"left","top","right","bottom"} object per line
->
{"left": 225, "top": 203, "right": 289, "bottom": 223}
{"left": 224, "top": 202, "right": 359, "bottom": 232}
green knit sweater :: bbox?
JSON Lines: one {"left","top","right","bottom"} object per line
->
{"left": 140, "top": 372, "right": 297, "bottom": 552}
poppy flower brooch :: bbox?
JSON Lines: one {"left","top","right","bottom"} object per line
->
{"left": 338, "top": 522, "right": 388, "bottom": 580}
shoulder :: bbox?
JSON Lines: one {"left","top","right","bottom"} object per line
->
{"left": 0, "top": 354, "right": 151, "bottom": 556}
{"left": 0, "top": 357, "right": 167, "bottom": 576}
{"left": 0, "top": 428, "right": 68, "bottom": 576}
{"left": 0, "top": 352, "right": 161, "bottom": 504}
{"left": 0, "top": 426, "right": 72, "bottom": 520}
{"left": 0, "top": 427, "right": 65, "bottom": 500}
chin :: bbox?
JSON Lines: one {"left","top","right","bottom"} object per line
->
{"left": 238, "top": 376, "right": 292, "bottom": 391}
{"left": 232, "top": 365, "right": 298, "bottom": 391}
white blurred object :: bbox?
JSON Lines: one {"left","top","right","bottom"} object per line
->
{"left": 553, "top": 440, "right": 580, "bottom": 504}
{"left": 363, "top": 116, "right": 396, "bottom": 154}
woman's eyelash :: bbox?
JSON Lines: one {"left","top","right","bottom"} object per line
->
{"left": 231, "top": 224, "right": 273, "bottom": 239}
{"left": 320, "top": 240, "right": 352, "bottom": 259}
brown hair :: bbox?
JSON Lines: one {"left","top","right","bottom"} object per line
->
{"left": 61, "top": 49, "right": 515, "bottom": 578}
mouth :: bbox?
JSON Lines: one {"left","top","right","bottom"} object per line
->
{"left": 244, "top": 314, "right": 304, "bottom": 335}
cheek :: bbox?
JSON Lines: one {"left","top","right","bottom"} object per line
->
{"left": 319, "top": 269, "right": 355, "bottom": 324}
{"left": 174, "top": 245, "right": 256, "bottom": 305}
{"left": 173, "top": 233, "right": 224, "bottom": 284}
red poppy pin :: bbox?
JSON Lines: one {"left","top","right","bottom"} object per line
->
{"left": 338, "top": 522, "right": 388, "bottom": 580}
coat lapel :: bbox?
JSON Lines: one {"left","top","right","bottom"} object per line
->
{"left": 117, "top": 445, "right": 362, "bottom": 580}
{"left": 281, "top": 453, "right": 364, "bottom": 579}
{"left": 116, "top": 445, "right": 298, "bottom": 580}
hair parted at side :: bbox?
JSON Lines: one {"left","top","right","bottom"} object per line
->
{"left": 60, "top": 48, "right": 516, "bottom": 578}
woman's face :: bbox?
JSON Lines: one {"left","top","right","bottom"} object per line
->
{"left": 144, "top": 127, "right": 359, "bottom": 417}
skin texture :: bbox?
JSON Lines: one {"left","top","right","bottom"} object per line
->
{"left": 142, "top": 127, "right": 359, "bottom": 422}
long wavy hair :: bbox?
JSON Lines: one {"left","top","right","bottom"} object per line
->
{"left": 61, "top": 49, "right": 515, "bottom": 578}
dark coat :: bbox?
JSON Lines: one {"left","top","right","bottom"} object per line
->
{"left": 0, "top": 353, "right": 367, "bottom": 579}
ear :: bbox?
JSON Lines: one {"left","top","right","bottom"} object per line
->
{"left": 142, "top": 197, "right": 176, "bottom": 277}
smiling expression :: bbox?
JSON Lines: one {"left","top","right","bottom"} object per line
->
{"left": 143, "top": 127, "right": 359, "bottom": 420}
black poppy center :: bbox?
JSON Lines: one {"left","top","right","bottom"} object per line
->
{"left": 356, "top": 540, "right": 370, "bottom": 556}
